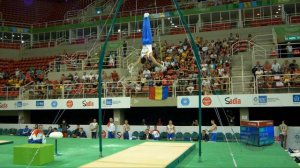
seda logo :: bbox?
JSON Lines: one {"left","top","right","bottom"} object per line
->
{"left": 82, "top": 100, "right": 94, "bottom": 107}
{"left": 202, "top": 97, "right": 212, "bottom": 106}
{"left": 0, "top": 103, "right": 8, "bottom": 108}
{"left": 225, "top": 97, "right": 241, "bottom": 104}
{"left": 66, "top": 100, "right": 73, "bottom": 108}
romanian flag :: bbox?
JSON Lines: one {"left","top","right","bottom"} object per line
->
{"left": 149, "top": 86, "right": 168, "bottom": 100}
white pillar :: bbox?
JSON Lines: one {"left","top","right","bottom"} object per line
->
{"left": 240, "top": 108, "right": 249, "bottom": 121}
{"left": 238, "top": 9, "right": 243, "bottom": 28}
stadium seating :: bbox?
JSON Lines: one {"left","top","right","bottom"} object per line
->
{"left": 0, "top": 0, "right": 95, "bottom": 23}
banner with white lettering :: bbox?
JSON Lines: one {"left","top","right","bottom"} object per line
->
{"left": 177, "top": 94, "right": 300, "bottom": 108}
{"left": 0, "top": 97, "right": 131, "bottom": 110}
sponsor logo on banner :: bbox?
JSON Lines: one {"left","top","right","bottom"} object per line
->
{"left": 36, "top": 101, "right": 44, "bottom": 107}
{"left": 82, "top": 100, "right": 94, "bottom": 107}
{"left": 253, "top": 95, "right": 280, "bottom": 105}
{"left": 0, "top": 102, "right": 8, "bottom": 109}
{"left": 15, "top": 101, "right": 29, "bottom": 108}
{"left": 293, "top": 95, "right": 300, "bottom": 104}
{"left": 51, "top": 101, "right": 58, "bottom": 108}
{"left": 253, "top": 96, "right": 267, "bottom": 104}
{"left": 181, "top": 97, "right": 190, "bottom": 106}
{"left": 103, "top": 99, "right": 113, "bottom": 106}
{"left": 202, "top": 97, "right": 212, "bottom": 106}
{"left": 225, "top": 97, "right": 241, "bottom": 104}
{"left": 66, "top": 100, "right": 73, "bottom": 108}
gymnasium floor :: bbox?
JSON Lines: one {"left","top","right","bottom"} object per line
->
{"left": 0, "top": 135, "right": 298, "bottom": 168}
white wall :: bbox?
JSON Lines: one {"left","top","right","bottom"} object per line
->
{"left": 1, "top": 123, "right": 298, "bottom": 149}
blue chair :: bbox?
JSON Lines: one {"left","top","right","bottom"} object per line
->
{"left": 225, "top": 133, "right": 233, "bottom": 142}
{"left": 139, "top": 131, "right": 144, "bottom": 140}
{"left": 160, "top": 132, "right": 167, "bottom": 140}
{"left": 131, "top": 131, "right": 139, "bottom": 140}
{"left": 191, "top": 132, "right": 199, "bottom": 141}
{"left": 183, "top": 132, "right": 191, "bottom": 141}
{"left": 175, "top": 132, "right": 183, "bottom": 141}
{"left": 216, "top": 132, "right": 225, "bottom": 142}
{"left": 234, "top": 132, "right": 240, "bottom": 140}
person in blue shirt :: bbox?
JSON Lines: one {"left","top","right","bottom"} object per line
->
{"left": 21, "top": 125, "right": 30, "bottom": 136}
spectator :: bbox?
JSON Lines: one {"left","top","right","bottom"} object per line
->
{"left": 252, "top": 61, "right": 263, "bottom": 76}
{"left": 263, "top": 61, "right": 272, "bottom": 74}
{"left": 46, "top": 126, "right": 53, "bottom": 137}
{"left": 123, "top": 40, "right": 127, "bottom": 57}
{"left": 142, "top": 67, "right": 151, "bottom": 79}
{"left": 72, "top": 124, "right": 80, "bottom": 138}
{"left": 271, "top": 60, "right": 281, "bottom": 74}
{"left": 208, "top": 119, "right": 217, "bottom": 142}
{"left": 90, "top": 118, "right": 98, "bottom": 139}
{"left": 123, "top": 120, "right": 130, "bottom": 140}
{"left": 289, "top": 59, "right": 298, "bottom": 73}
{"left": 192, "top": 120, "right": 199, "bottom": 126}
{"left": 282, "top": 60, "right": 290, "bottom": 73}
{"left": 60, "top": 119, "right": 70, "bottom": 138}
{"left": 107, "top": 118, "right": 115, "bottom": 139}
{"left": 55, "top": 56, "right": 61, "bottom": 72}
{"left": 73, "top": 72, "right": 79, "bottom": 83}
{"left": 82, "top": 72, "right": 88, "bottom": 83}
{"left": 111, "top": 70, "right": 119, "bottom": 82}
{"left": 151, "top": 125, "right": 160, "bottom": 140}
{"left": 201, "top": 130, "right": 209, "bottom": 141}
{"left": 28, "top": 124, "right": 46, "bottom": 144}
{"left": 21, "top": 125, "right": 30, "bottom": 136}
{"left": 77, "top": 128, "right": 87, "bottom": 138}
{"left": 67, "top": 73, "right": 73, "bottom": 82}
{"left": 286, "top": 42, "right": 293, "bottom": 58}
{"left": 279, "top": 120, "right": 288, "bottom": 149}
{"left": 166, "top": 120, "right": 175, "bottom": 141}
{"left": 156, "top": 118, "right": 163, "bottom": 126}
{"left": 142, "top": 129, "right": 153, "bottom": 140}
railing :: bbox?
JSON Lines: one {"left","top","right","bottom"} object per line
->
{"left": 2, "top": 74, "right": 300, "bottom": 100}
{"left": 256, "top": 74, "right": 300, "bottom": 94}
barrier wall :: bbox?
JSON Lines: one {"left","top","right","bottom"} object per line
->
{"left": 1, "top": 124, "right": 299, "bottom": 149}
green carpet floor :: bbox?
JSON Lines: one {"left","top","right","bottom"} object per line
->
{"left": 0, "top": 135, "right": 298, "bottom": 168}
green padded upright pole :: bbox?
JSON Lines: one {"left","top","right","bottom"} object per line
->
{"left": 97, "top": 0, "right": 124, "bottom": 158}
{"left": 172, "top": 0, "right": 202, "bottom": 158}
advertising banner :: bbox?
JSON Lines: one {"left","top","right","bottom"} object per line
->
{"left": 0, "top": 97, "right": 131, "bottom": 110}
{"left": 177, "top": 94, "right": 300, "bottom": 108}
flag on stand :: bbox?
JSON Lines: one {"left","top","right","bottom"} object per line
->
{"left": 149, "top": 86, "right": 168, "bottom": 100}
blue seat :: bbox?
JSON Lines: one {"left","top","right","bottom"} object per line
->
{"left": 216, "top": 132, "right": 225, "bottom": 142}
{"left": 225, "top": 132, "right": 233, "bottom": 142}
{"left": 191, "top": 132, "right": 199, "bottom": 141}
{"left": 131, "top": 131, "right": 139, "bottom": 140}
{"left": 183, "top": 132, "right": 191, "bottom": 141}
{"left": 175, "top": 132, "right": 183, "bottom": 141}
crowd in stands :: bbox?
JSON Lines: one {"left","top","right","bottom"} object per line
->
{"left": 126, "top": 33, "right": 245, "bottom": 96}
{"left": 252, "top": 59, "right": 300, "bottom": 89}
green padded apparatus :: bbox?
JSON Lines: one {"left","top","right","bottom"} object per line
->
{"left": 13, "top": 144, "right": 54, "bottom": 166}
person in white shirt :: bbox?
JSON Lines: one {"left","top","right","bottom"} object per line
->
{"left": 286, "top": 42, "right": 293, "bottom": 58}
{"left": 73, "top": 72, "right": 79, "bottom": 83}
{"left": 107, "top": 118, "right": 115, "bottom": 138}
{"left": 89, "top": 118, "right": 98, "bottom": 139}
{"left": 123, "top": 120, "right": 130, "bottom": 140}
{"left": 271, "top": 60, "right": 281, "bottom": 74}
{"left": 88, "top": 72, "right": 94, "bottom": 82}
{"left": 279, "top": 120, "right": 288, "bottom": 149}
{"left": 151, "top": 125, "right": 160, "bottom": 140}
{"left": 208, "top": 120, "right": 217, "bottom": 141}
{"left": 81, "top": 72, "right": 88, "bottom": 82}
{"left": 166, "top": 120, "right": 175, "bottom": 141}
{"left": 143, "top": 68, "right": 151, "bottom": 79}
